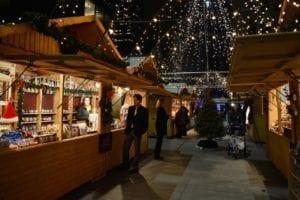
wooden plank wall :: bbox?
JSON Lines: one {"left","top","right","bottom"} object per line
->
{"left": 0, "top": 129, "right": 148, "bottom": 199}
{"left": 0, "top": 135, "right": 106, "bottom": 200}
{"left": 1, "top": 31, "right": 60, "bottom": 55}
{"left": 267, "top": 131, "right": 290, "bottom": 178}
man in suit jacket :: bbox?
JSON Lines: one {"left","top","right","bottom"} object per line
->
{"left": 122, "top": 94, "right": 148, "bottom": 173}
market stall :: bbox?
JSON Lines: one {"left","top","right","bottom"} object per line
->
{"left": 0, "top": 16, "right": 154, "bottom": 199}
{"left": 228, "top": 32, "right": 300, "bottom": 199}
{"left": 127, "top": 56, "right": 175, "bottom": 138}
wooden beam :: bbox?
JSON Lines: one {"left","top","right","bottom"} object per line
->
{"left": 250, "top": 52, "right": 300, "bottom": 91}
{"left": 50, "top": 16, "right": 94, "bottom": 27}
{"left": 242, "top": 54, "right": 295, "bottom": 61}
{"left": 94, "top": 18, "right": 123, "bottom": 60}
{"left": 1, "top": 54, "right": 84, "bottom": 62}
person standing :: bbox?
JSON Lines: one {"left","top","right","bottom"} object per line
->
{"left": 76, "top": 97, "right": 92, "bottom": 121}
{"left": 154, "top": 98, "right": 169, "bottom": 160}
{"left": 122, "top": 94, "right": 148, "bottom": 173}
{"left": 175, "top": 106, "right": 189, "bottom": 138}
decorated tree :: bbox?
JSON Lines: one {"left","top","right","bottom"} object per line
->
{"left": 195, "top": 88, "right": 225, "bottom": 141}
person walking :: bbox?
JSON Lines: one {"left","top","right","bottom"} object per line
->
{"left": 154, "top": 98, "right": 169, "bottom": 160}
{"left": 122, "top": 94, "right": 148, "bottom": 173}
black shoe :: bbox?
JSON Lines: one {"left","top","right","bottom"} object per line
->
{"left": 154, "top": 156, "right": 164, "bottom": 160}
{"left": 129, "top": 167, "right": 139, "bottom": 174}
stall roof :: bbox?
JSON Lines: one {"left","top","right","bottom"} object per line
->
{"left": 133, "top": 85, "right": 177, "bottom": 98}
{"left": 278, "top": 0, "right": 300, "bottom": 28}
{"left": 126, "top": 55, "right": 173, "bottom": 96}
{"left": 228, "top": 32, "right": 300, "bottom": 92}
{"left": 0, "top": 16, "right": 156, "bottom": 87}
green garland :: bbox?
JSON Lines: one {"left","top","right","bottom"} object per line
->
{"left": 64, "top": 88, "right": 93, "bottom": 96}
{"left": 24, "top": 13, "right": 128, "bottom": 68}
{"left": 17, "top": 87, "right": 24, "bottom": 128}
{"left": 139, "top": 68, "right": 168, "bottom": 85}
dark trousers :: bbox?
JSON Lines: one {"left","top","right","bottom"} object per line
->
{"left": 123, "top": 131, "right": 142, "bottom": 169}
{"left": 176, "top": 125, "right": 186, "bottom": 138}
{"left": 154, "top": 134, "right": 164, "bottom": 158}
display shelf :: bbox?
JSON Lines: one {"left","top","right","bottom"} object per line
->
{"left": 41, "top": 113, "right": 57, "bottom": 115}
{"left": 63, "top": 112, "right": 73, "bottom": 114}
{"left": 41, "top": 121, "right": 55, "bottom": 123}
{"left": 21, "top": 122, "right": 38, "bottom": 125}
{"left": 23, "top": 113, "right": 40, "bottom": 115}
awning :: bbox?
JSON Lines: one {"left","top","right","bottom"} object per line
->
{"left": 228, "top": 32, "right": 300, "bottom": 92}
{"left": 132, "top": 85, "right": 176, "bottom": 98}
{"left": 0, "top": 53, "right": 152, "bottom": 87}
{"left": 0, "top": 16, "right": 155, "bottom": 87}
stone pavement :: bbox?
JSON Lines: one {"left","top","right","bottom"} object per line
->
{"left": 61, "top": 130, "right": 288, "bottom": 200}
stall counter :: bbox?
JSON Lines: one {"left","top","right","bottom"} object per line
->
{"left": 266, "top": 130, "right": 290, "bottom": 179}
{"left": 0, "top": 128, "right": 148, "bottom": 199}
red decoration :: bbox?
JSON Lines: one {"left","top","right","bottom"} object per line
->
{"left": 0, "top": 101, "right": 18, "bottom": 123}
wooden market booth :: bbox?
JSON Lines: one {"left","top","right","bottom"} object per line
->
{"left": 126, "top": 55, "right": 176, "bottom": 138}
{"left": 0, "top": 16, "right": 157, "bottom": 199}
{"left": 228, "top": 32, "right": 300, "bottom": 199}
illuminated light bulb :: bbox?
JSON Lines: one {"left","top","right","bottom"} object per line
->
{"left": 136, "top": 46, "right": 141, "bottom": 51}
{"left": 166, "top": 33, "right": 170, "bottom": 37}
{"left": 151, "top": 54, "right": 155, "bottom": 58}
{"left": 233, "top": 11, "right": 238, "bottom": 16}
{"left": 212, "top": 16, "right": 216, "bottom": 20}
{"left": 153, "top": 18, "right": 158, "bottom": 22}
{"left": 206, "top": 0, "right": 210, "bottom": 7}
{"left": 108, "top": 29, "right": 114, "bottom": 34}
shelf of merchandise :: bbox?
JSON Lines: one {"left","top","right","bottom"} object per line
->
{"left": 41, "top": 121, "right": 55, "bottom": 123}
{"left": 23, "top": 113, "right": 40, "bottom": 115}
{"left": 21, "top": 122, "right": 38, "bottom": 125}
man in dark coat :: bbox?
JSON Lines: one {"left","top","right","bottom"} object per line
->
{"left": 154, "top": 98, "right": 169, "bottom": 160}
{"left": 122, "top": 94, "right": 148, "bottom": 173}
{"left": 175, "top": 106, "right": 189, "bottom": 138}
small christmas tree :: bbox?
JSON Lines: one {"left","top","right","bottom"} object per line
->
{"left": 195, "top": 88, "right": 225, "bottom": 142}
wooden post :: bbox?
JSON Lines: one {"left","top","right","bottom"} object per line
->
{"left": 276, "top": 88, "right": 282, "bottom": 134}
{"left": 56, "top": 74, "right": 64, "bottom": 141}
{"left": 100, "top": 82, "right": 112, "bottom": 134}
{"left": 289, "top": 80, "right": 300, "bottom": 144}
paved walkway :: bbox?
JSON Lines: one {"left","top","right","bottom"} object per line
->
{"left": 61, "top": 130, "right": 288, "bottom": 200}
